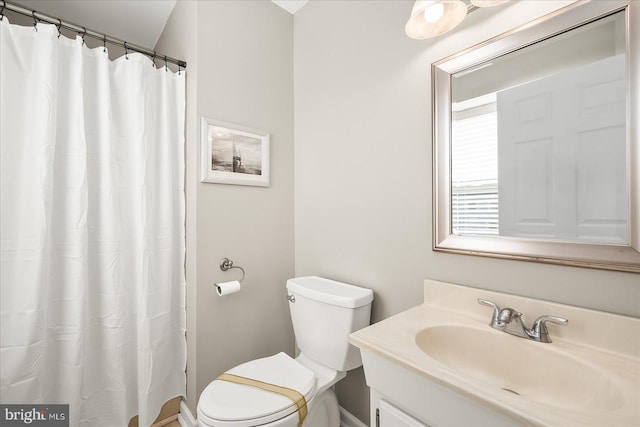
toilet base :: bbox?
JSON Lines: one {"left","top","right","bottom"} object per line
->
{"left": 304, "top": 387, "right": 340, "bottom": 427}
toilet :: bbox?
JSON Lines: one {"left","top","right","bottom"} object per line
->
{"left": 197, "top": 276, "right": 374, "bottom": 427}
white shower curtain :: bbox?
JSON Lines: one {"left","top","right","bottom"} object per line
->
{"left": 0, "top": 18, "right": 186, "bottom": 427}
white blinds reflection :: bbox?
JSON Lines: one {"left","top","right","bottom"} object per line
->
{"left": 451, "top": 106, "right": 499, "bottom": 236}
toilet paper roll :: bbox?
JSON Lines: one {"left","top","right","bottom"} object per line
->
{"left": 216, "top": 280, "right": 242, "bottom": 296}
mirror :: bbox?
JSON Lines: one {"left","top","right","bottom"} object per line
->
{"left": 433, "top": 0, "right": 639, "bottom": 272}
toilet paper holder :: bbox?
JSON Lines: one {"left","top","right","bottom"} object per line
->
{"left": 219, "top": 258, "right": 245, "bottom": 283}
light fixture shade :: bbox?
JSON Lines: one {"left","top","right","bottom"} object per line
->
{"left": 405, "top": 1, "right": 468, "bottom": 40}
{"left": 470, "top": 0, "right": 509, "bottom": 7}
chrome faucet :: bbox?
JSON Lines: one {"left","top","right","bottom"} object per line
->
{"left": 478, "top": 299, "right": 568, "bottom": 343}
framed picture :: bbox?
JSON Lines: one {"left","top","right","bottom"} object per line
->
{"left": 200, "top": 118, "right": 270, "bottom": 187}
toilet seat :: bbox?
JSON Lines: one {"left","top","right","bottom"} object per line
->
{"left": 198, "top": 353, "right": 316, "bottom": 427}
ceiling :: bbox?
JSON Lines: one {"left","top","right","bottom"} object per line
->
{"left": 13, "top": 0, "right": 309, "bottom": 49}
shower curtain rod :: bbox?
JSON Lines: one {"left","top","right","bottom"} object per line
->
{"left": 0, "top": 0, "right": 187, "bottom": 69}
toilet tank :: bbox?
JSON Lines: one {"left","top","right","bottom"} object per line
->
{"left": 286, "top": 276, "right": 374, "bottom": 372}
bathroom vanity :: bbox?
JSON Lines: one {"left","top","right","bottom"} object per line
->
{"left": 349, "top": 280, "right": 640, "bottom": 427}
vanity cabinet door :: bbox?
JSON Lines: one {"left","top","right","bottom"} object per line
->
{"left": 378, "top": 399, "right": 429, "bottom": 427}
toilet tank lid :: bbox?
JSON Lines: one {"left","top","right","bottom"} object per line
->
{"left": 286, "top": 276, "right": 373, "bottom": 308}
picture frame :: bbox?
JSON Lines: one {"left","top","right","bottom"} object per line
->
{"left": 200, "top": 117, "right": 270, "bottom": 187}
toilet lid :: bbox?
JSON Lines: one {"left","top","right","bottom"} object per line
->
{"left": 199, "top": 352, "right": 316, "bottom": 425}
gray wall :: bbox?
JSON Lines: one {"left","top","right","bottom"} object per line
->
{"left": 156, "top": 0, "right": 295, "bottom": 416}
{"left": 293, "top": 0, "right": 639, "bottom": 424}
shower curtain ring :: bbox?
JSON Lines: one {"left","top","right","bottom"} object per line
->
{"left": 103, "top": 34, "right": 107, "bottom": 53}
{"left": 56, "top": 18, "right": 62, "bottom": 38}
{"left": 164, "top": 55, "right": 168, "bottom": 72}
{"left": 80, "top": 27, "right": 86, "bottom": 45}
{"left": 152, "top": 50, "right": 156, "bottom": 67}
{"left": 1, "top": 2, "right": 6, "bottom": 21}
{"left": 32, "top": 11, "right": 38, "bottom": 31}
{"left": 124, "top": 42, "right": 129, "bottom": 60}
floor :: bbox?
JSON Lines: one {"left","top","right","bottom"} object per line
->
{"left": 154, "top": 415, "right": 181, "bottom": 427}
{"left": 128, "top": 397, "right": 183, "bottom": 427}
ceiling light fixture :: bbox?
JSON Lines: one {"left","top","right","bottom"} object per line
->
{"left": 405, "top": 1, "right": 467, "bottom": 39}
{"left": 405, "top": 0, "right": 509, "bottom": 40}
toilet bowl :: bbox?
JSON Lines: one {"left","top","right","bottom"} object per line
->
{"left": 197, "top": 276, "right": 374, "bottom": 427}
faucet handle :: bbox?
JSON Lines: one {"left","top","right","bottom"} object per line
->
{"left": 478, "top": 298, "right": 500, "bottom": 309}
{"left": 532, "top": 315, "right": 568, "bottom": 343}
{"left": 477, "top": 299, "right": 503, "bottom": 328}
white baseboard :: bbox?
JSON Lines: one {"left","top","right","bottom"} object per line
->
{"left": 339, "top": 405, "right": 368, "bottom": 427}
{"left": 178, "top": 401, "right": 198, "bottom": 427}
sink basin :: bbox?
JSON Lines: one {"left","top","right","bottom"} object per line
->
{"left": 415, "top": 325, "right": 623, "bottom": 413}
